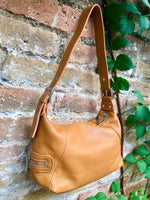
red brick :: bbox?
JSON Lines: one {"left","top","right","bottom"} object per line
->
{"left": 55, "top": 94, "right": 99, "bottom": 113}
{"left": 50, "top": 116, "right": 91, "bottom": 125}
{"left": 0, "top": 116, "right": 32, "bottom": 139}
{"left": 68, "top": 42, "right": 97, "bottom": 65}
{"left": 78, "top": 187, "right": 99, "bottom": 200}
{"left": 117, "top": 36, "right": 150, "bottom": 64}
{"left": 129, "top": 79, "right": 150, "bottom": 98}
{"left": 0, "top": 85, "right": 41, "bottom": 112}
{"left": 124, "top": 179, "right": 147, "bottom": 196}
{"left": 0, "top": 141, "right": 28, "bottom": 167}
{"left": 61, "top": 68, "right": 100, "bottom": 92}
{"left": 78, "top": 182, "right": 112, "bottom": 200}
{"left": 0, "top": 0, "right": 94, "bottom": 38}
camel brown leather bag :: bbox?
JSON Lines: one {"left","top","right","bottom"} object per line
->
{"left": 28, "top": 4, "right": 123, "bottom": 193}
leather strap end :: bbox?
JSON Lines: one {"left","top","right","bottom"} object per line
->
{"left": 29, "top": 102, "right": 45, "bottom": 138}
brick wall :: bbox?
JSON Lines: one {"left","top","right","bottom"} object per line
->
{"left": 0, "top": 0, "right": 149, "bottom": 200}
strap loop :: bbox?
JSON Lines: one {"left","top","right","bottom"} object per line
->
{"left": 45, "top": 87, "right": 56, "bottom": 102}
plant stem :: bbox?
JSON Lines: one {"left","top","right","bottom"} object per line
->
{"left": 144, "top": 14, "right": 150, "bottom": 17}
{"left": 121, "top": 104, "right": 150, "bottom": 115}
{"left": 144, "top": 178, "right": 149, "bottom": 194}
{"left": 104, "top": 0, "right": 124, "bottom": 195}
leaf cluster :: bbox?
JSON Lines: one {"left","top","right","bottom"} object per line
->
{"left": 101, "top": 1, "right": 149, "bottom": 93}
{"left": 124, "top": 91, "right": 150, "bottom": 179}
{"left": 86, "top": 180, "right": 147, "bottom": 200}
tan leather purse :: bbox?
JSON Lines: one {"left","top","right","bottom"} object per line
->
{"left": 28, "top": 4, "right": 123, "bottom": 193}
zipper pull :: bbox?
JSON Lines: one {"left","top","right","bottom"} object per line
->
{"left": 96, "top": 111, "right": 109, "bottom": 125}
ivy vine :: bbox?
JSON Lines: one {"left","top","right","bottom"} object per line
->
{"left": 89, "top": 0, "right": 150, "bottom": 199}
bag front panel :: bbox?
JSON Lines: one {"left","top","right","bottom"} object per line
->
{"left": 49, "top": 111, "right": 123, "bottom": 193}
{"left": 29, "top": 110, "right": 123, "bottom": 192}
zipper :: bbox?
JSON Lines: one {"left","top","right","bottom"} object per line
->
{"left": 30, "top": 159, "right": 46, "bottom": 166}
{"left": 96, "top": 111, "right": 109, "bottom": 125}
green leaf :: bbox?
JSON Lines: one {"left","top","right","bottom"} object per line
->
{"left": 145, "top": 155, "right": 150, "bottom": 167}
{"left": 148, "top": 124, "right": 150, "bottom": 134}
{"left": 95, "top": 192, "right": 108, "bottom": 200}
{"left": 114, "top": 54, "right": 135, "bottom": 71}
{"left": 130, "top": 191, "right": 136, "bottom": 197}
{"left": 105, "top": 31, "right": 110, "bottom": 48}
{"left": 139, "top": 15, "right": 150, "bottom": 33}
{"left": 136, "top": 124, "right": 146, "bottom": 140}
{"left": 135, "top": 104, "right": 149, "bottom": 121}
{"left": 112, "top": 77, "right": 129, "bottom": 93}
{"left": 117, "top": 195, "right": 125, "bottom": 200}
{"left": 138, "top": 188, "right": 144, "bottom": 195}
{"left": 141, "top": 194, "right": 147, "bottom": 200}
{"left": 95, "top": 66, "right": 99, "bottom": 74}
{"left": 111, "top": 179, "right": 120, "bottom": 193}
{"left": 111, "top": 78, "right": 120, "bottom": 93}
{"left": 111, "top": 36, "right": 130, "bottom": 50}
{"left": 132, "top": 197, "right": 140, "bottom": 200}
{"left": 142, "top": 0, "right": 150, "bottom": 8}
{"left": 145, "top": 167, "right": 150, "bottom": 178}
{"left": 122, "top": 2, "right": 141, "bottom": 14}
{"left": 107, "top": 56, "right": 114, "bottom": 70}
{"left": 132, "top": 91, "right": 144, "bottom": 104}
{"left": 137, "top": 160, "right": 147, "bottom": 173}
{"left": 144, "top": 140, "right": 150, "bottom": 148}
{"left": 124, "top": 153, "right": 137, "bottom": 164}
{"left": 105, "top": 3, "right": 124, "bottom": 22}
{"left": 126, "top": 114, "right": 138, "bottom": 126}
{"left": 134, "top": 145, "right": 148, "bottom": 156}
{"left": 120, "top": 18, "right": 135, "bottom": 35}
{"left": 86, "top": 197, "right": 96, "bottom": 200}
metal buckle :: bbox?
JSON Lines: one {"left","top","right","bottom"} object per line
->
{"left": 45, "top": 87, "right": 55, "bottom": 102}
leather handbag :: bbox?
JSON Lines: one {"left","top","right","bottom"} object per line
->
{"left": 28, "top": 4, "right": 123, "bottom": 193}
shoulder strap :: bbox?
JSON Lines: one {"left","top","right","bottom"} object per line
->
{"left": 30, "top": 4, "right": 111, "bottom": 138}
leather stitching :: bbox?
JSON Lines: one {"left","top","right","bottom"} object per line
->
{"left": 49, "top": 129, "right": 68, "bottom": 191}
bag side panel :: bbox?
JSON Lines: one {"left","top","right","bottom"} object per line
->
{"left": 29, "top": 115, "right": 67, "bottom": 190}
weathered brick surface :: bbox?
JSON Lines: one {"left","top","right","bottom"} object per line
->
{"left": 135, "top": 62, "right": 150, "bottom": 79}
{"left": 0, "top": 140, "right": 29, "bottom": 168}
{"left": 61, "top": 67, "right": 100, "bottom": 92}
{"left": 69, "top": 43, "right": 97, "bottom": 65}
{"left": 0, "top": 116, "right": 32, "bottom": 139}
{"left": 0, "top": 85, "right": 41, "bottom": 112}
{"left": 55, "top": 94, "right": 99, "bottom": 113}
{"left": 0, "top": 15, "right": 60, "bottom": 57}
{"left": 0, "top": 0, "right": 150, "bottom": 199}
{"left": 0, "top": 0, "right": 94, "bottom": 38}
{"left": 129, "top": 79, "right": 150, "bottom": 98}
{"left": 117, "top": 36, "right": 150, "bottom": 63}
{"left": 124, "top": 179, "right": 147, "bottom": 196}
{"left": 2, "top": 54, "right": 99, "bottom": 92}
{"left": 2, "top": 55, "right": 58, "bottom": 86}
{"left": 0, "top": 48, "right": 6, "bottom": 66}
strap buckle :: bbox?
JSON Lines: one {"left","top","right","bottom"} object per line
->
{"left": 45, "top": 87, "right": 56, "bottom": 102}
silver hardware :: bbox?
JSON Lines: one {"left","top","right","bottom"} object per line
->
{"left": 45, "top": 87, "right": 56, "bottom": 102}
{"left": 102, "top": 77, "right": 106, "bottom": 81}
{"left": 30, "top": 158, "right": 46, "bottom": 166}
{"left": 102, "top": 104, "right": 105, "bottom": 107}
{"left": 109, "top": 105, "right": 112, "bottom": 108}
{"left": 96, "top": 111, "right": 109, "bottom": 125}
